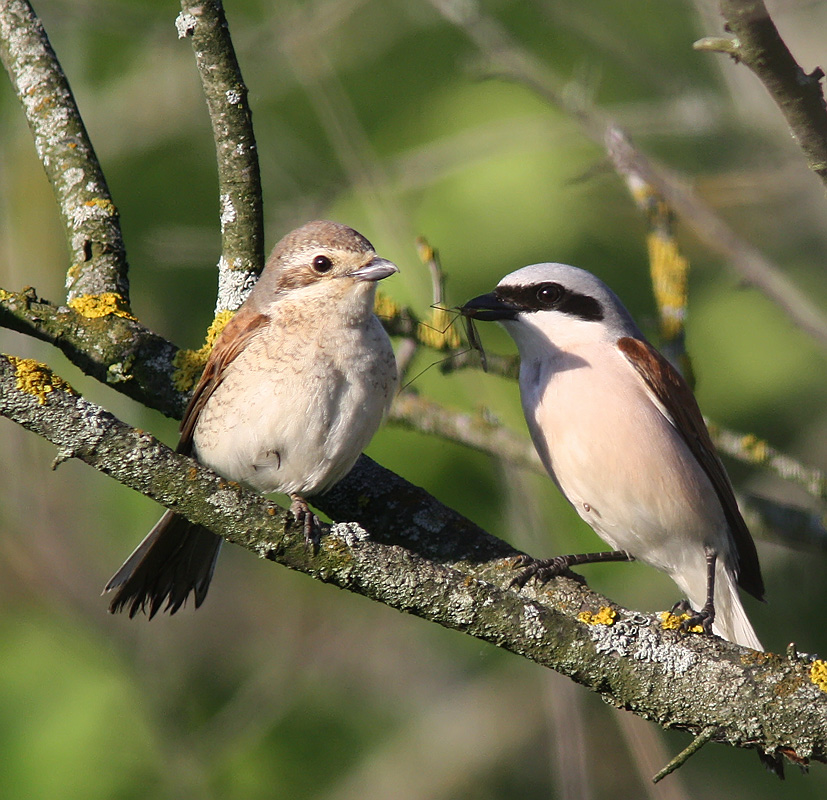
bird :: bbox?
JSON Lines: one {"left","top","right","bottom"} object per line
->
{"left": 105, "top": 220, "right": 399, "bottom": 618}
{"left": 461, "top": 262, "right": 764, "bottom": 650}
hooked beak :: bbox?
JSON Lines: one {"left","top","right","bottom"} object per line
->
{"left": 350, "top": 256, "right": 399, "bottom": 282}
{"left": 460, "top": 292, "right": 518, "bottom": 321}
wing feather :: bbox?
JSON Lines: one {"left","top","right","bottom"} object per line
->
{"left": 617, "top": 336, "right": 764, "bottom": 600}
{"left": 177, "top": 309, "right": 269, "bottom": 454}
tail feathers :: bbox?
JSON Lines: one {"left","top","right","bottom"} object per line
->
{"left": 710, "top": 571, "right": 763, "bottom": 651}
{"left": 105, "top": 510, "right": 222, "bottom": 618}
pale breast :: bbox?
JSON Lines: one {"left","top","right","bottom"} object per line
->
{"left": 520, "top": 342, "right": 730, "bottom": 574}
{"left": 192, "top": 314, "right": 396, "bottom": 497}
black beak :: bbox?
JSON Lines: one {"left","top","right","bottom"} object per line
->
{"left": 459, "top": 292, "right": 518, "bottom": 321}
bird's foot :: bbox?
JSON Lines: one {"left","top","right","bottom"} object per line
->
{"left": 509, "top": 554, "right": 573, "bottom": 590}
{"left": 672, "top": 599, "right": 715, "bottom": 634}
{"left": 289, "top": 495, "right": 321, "bottom": 552}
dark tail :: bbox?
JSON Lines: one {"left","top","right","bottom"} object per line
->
{"left": 104, "top": 510, "right": 222, "bottom": 618}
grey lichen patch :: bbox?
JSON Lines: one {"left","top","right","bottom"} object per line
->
{"left": 175, "top": 11, "right": 197, "bottom": 38}
{"left": 206, "top": 487, "right": 242, "bottom": 513}
{"left": 215, "top": 257, "right": 258, "bottom": 313}
{"left": 69, "top": 197, "right": 117, "bottom": 227}
{"left": 520, "top": 603, "right": 547, "bottom": 641}
{"left": 587, "top": 615, "right": 698, "bottom": 675}
{"left": 329, "top": 521, "right": 370, "bottom": 546}
{"left": 446, "top": 585, "right": 476, "bottom": 626}
{"left": 220, "top": 193, "right": 237, "bottom": 229}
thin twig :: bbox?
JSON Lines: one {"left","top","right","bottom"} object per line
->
{"left": 178, "top": 0, "right": 264, "bottom": 312}
{"left": 427, "top": 0, "right": 827, "bottom": 350}
{"left": 0, "top": 0, "right": 129, "bottom": 303}
{"left": 388, "top": 391, "right": 827, "bottom": 549}
{"left": 652, "top": 727, "right": 717, "bottom": 783}
{"left": 701, "top": 0, "right": 827, "bottom": 190}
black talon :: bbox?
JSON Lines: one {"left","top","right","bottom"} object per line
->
{"left": 674, "top": 548, "right": 719, "bottom": 636}
{"left": 681, "top": 604, "right": 716, "bottom": 635}
{"left": 509, "top": 550, "right": 634, "bottom": 591}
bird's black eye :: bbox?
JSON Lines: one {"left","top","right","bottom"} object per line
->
{"left": 312, "top": 255, "right": 333, "bottom": 273}
{"left": 536, "top": 282, "right": 563, "bottom": 306}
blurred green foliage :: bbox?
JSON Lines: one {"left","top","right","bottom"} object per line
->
{"left": 2, "top": 0, "right": 827, "bottom": 798}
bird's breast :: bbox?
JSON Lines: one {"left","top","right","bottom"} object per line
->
{"left": 192, "top": 315, "right": 396, "bottom": 497}
{"left": 520, "top": 344, "right": 728, "bottom": 569}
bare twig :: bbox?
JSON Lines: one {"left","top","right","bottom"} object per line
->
{"left": 177, "top": 0, "right": 264, "bottom": 312}
{"left": 711, "top": 424, "right": 827, "bottom": 502}
{"left": 428, "top": 0, "right": 827, "bottom": 350}
{"left": 697, "top": 0, "right": 827, "bottom": 190}
{"left": 652, "top": 727, "right": 717, "bottom": 783}
{"left": 0, "top": 0, "right": 129, "bottom": 303}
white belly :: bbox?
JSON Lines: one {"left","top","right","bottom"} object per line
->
{"left": 520, "top": 344, "right": 732, "bottom": 585}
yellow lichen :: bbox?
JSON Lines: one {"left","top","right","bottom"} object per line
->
{"left": 660, "top": 610, "right": 704, "bottom": 634}
{"left": 0, "top": 288, "right": 13, "bottom": 302}
{"left": 68, "top": 292, "right": 135, "bottom": 320}
{"left": 373, "top": 290, "right": 401, "bottom": 321}
{"left": 5, "top": 355, "right": 76, "bottom": 404}
{"left": 172, "top": 309, "right": 235, "bottom": 392}
{"left": 578, "top": 606, "right": 617, "bottom": 626}
{"left": 740, "top": 434, "right": 768, "bottom": 464}
{"left": 647, "top": 231, "right": 689, "bottom": 342}
{"left": 417, "top": 305, "right": 461, "bottom": 351}
{"left": 810, "top": 660, "right": 827, "bottom": 693}
{"left": 84, "top": 197, "right": 117, "bottom": 216}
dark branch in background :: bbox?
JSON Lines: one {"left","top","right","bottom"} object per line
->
{"left": 427, "top": 0, "right": 827, "bottom": 350}
{"left": 2, "top": 353, "right": 827, "bottom": 769}
{"left": 0, "top": 0, "right": 129, "bottom": 304}
{"left": 696, "top": 0, "right": 827, "bottom": 190}
{"left": 177, "top": 0, "right": 264, "bottom": 312}
{"left": 388, "top": 392, "right": 827, "bottom": 551}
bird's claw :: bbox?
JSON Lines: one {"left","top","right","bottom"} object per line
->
{"left": 289, "top": 496, "right": 321, "bottom": 553}
{"left": 672, "top": 599, "right": 715, "bottom": 634}
{"left": 509, "top": 555, "right": 572, "bottom": 590}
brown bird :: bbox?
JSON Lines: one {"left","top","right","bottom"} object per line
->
{"left": 105, "top": 220, "right": 399, "bottom": 617}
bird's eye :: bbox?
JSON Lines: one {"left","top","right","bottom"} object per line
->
{"left": 536, "top": 283, "right": 563, "bottom": 306}
{"left": 312, "top": 255, "right": 333, "bottom": 273}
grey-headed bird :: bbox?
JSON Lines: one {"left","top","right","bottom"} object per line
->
{"left": 461, "top": 263, "right": 764, "bottom": 650}
{"left": 106, "top": 220, "right": 399, "bottom": 617}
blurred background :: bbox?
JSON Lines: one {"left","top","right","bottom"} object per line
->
{"left": 2, "top": 0, "right": 827, "bottom": 797}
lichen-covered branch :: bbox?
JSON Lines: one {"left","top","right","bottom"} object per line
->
{"left": 699, "top": 0, "right": 827, "bottom": 190}
{"left": 0, "top": 0, "right": 129, "bottom": 303}
{"left": 0, "top": 286, "right": 186, "bottom": 418}
{"left": 427, "top": 0, "right": 827, "bottom": 351}
{"left": 1, "top": 352, "right": 827, "bottom": 769}
{"left": 177, "top": 0, "right": 264, "bottom": 312}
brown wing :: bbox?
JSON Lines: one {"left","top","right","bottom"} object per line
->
{"left": 177, "top": 309, "right": 269, "bottom": 455}
{"left": 617, "top": 336, "right": 764, "bottom": 601}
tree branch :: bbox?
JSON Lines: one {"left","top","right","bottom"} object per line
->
{"left": 1, "top": 352, "right": 827, "bottom": 768}
{"left": 0, "top": 0, "right": 129, "bottom": 303}
{"left": 177, "top": 0, "right": 264, "bottom": 312}
{"left": 427, "top": 0, "right": 827, "bottom": 350}
{"left": 0, "top": 286, "right": 185, "bottom": 418}
{"left": 698, "top": 0, "right": 827, "bottom": 190}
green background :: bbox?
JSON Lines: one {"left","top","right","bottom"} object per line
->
{"left": 1, "top": 0, "right": 827, "bottom": 797}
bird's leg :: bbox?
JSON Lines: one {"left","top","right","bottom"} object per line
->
{"left": 678, "top": 547, "right": 717, "bottom": 634}
{"left": 510, "top": 550, "right": 635, "bottom": 590}
{"left": 289, "top": 494, "right": 321, "bottom": 551}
